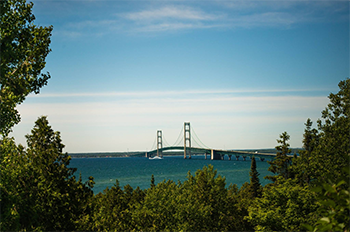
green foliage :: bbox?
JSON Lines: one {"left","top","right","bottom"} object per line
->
{"left": 292, "top": 79, "right": 349, "bottom": 185}
{"left": 258, "top": 79, "right": 350, "bottom": 231}
{"left": 181, "top": 165, "right": 232, "bottom": 231}
{"left": 0, "top": 117, "right": 94, "bottom": 231}
{"left": 150, "top": 174, "right": 155, "bottom": 188}
{"left": 222, "top": 157, "right": 263, "bottom": 232}
{"left": 265, "top": 131, "right": 293, "bottom": 182}
{"left": 303, "top": 160, "right": 350, "bottom": 231}
{"left": 291, "top": 118, "right": 320, "bottom": 185}
{"left": 132, "top": 179, "right": 185, "bottom": 231}
{"left": 87, "top": 181, "right": 145, "bottom": 231}
{"left": 303, "top": 118, "right": 320, "bottom": 154}
{"left": 0, "top": 0, "right": 53, "bottom": 136}
{"left": 249, "top": 157, "right": 262, "bottom": 198}
{"left": 131, "top": 165, "right": 235, "bottom": 231}
{"left": 0, "top": 137, "right": 27, "bottom": 231}
{"left": 246, "top": 177, "right": 319, "bottom": 231}
{"left": 313, "top": 78, "right": 349, "bottom": 183}
{"left": 85, "top": 164, "right": 243, "bottom": 231}
{"left": 230, "top": 182, "right": 256, "bottom": 231}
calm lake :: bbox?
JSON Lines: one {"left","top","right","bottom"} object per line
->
{"left": 69, "top": 155, "right": 274, "bottom": 193}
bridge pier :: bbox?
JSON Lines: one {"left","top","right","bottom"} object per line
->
{"left": 242, "top": 156, "right": 247, "bottom": 161}
{"left": 260, "top": 157, "right": 265, "bottom": 161}
{"left": 184, "top": 122, "right": 191, "bottom": 159}
{"left": 235, "top": 155, "right": 240, "bottom": 160}
{"left": 211, "top": 149, "right": 221, "bottom": 160}
{"left": 157, "top": 130, "right": 163, "bottom": 158}
{"left": 228, "top": 155, "right": 232, "bottom": 160}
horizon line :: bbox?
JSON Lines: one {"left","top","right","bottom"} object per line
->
{"left": 28, "top": 88, "right": 333, "bottom": 98}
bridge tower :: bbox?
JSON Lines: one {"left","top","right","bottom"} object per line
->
{"left": 184, "top": 122, "right": 191, "bottom": 159}
{"left": 157, "top": 130, "right": 163, "bottom": 158}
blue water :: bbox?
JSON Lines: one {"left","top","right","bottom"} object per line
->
{"left": 69, "top": 155, "right": 273, "bottom": 193}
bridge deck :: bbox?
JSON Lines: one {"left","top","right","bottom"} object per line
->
{"left": 147, "top": 146, "right": 277, "bottom": 159}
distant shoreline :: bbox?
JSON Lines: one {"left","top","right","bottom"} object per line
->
{"left": 69, "top": 148, "right": 302, "bottom": 158}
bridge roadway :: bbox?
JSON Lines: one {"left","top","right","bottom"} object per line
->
{"left": 147, "top": 146, "right": 276, "bottom": 160}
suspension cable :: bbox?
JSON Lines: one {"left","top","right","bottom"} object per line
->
{"left": 174, "top": 136, "right": 184, "bottom": 146}
{"left": 191, "top": 125, "right": 209, "bottom": 148}
{"left": 150, "top": 134, "right": 157, "bottom": 151}
{"left": 162, "top": 135, "right": 171, "bottom": 147}
{"left": 172, "top": 126, "right": 184, "bottom": 146}
{"left": 191, "top": 135, "right": 201, "bottom": 148}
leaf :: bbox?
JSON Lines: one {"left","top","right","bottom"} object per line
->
{"left": 322, "top": 183, "right": 336, "bottom": 194}
{"left": 319, "top": 199, "right": 336, "bottom": 208}
{"left": 301, "top": 223, "right": 314, "bottom": 231}
{"left": 335, "top": 180, "right": 346, "bottom": 188}
{"left": 320, "top": 217, "right": 330, "bottom": 223}
{"left": 311, "top": 186, "right": 322, "bottom": 193}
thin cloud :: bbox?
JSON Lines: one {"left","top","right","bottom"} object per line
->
{"left": 123, "top": 6, "right": 219, "bottom": 21}
{"left": 132, "top": 22, "right": 222, "bottom": 32}
{"left": 121, "top": 5, "right": 225, "bottom": 32}
{"left": 135, "top": 22, "right": 200, "bottom": 32}
{"left": 230, "top": 12, "right": 300, "bottom": 28}
{"left": 16, "top": 95, "right": 328, "bottom": 129}
{"left": 118, "top": 2, "right": 348, "bottom": 33}
{"left": 55, "top": 1, "right": 348, "bottom": 36}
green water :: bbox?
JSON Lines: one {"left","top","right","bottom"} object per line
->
{"left": 69, "top": 155, "right": 273, "bottom": 193}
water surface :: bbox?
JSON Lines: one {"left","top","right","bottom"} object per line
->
{"left": 70, "top": 155, "right": 273, "bottom": 193}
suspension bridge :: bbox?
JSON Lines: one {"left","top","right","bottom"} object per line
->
{"left": 146, "top": 122, "right": 276, "bottom": 161}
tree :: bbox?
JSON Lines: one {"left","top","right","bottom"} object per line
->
{"left": 313, "top": 78, "right": 349, "bottom": 182}
{"left": 246, "top": 177, "right": 319, "bottom": 231}
{"left": 88, "top": 181, "right": 145, "bottom": 231}
{"left": 292, "top": 79, "right": 349, "bottom": 185}
{"left": 0, "top": 0, "right": 53, "bottom": 136}
{"left": 249, "top": 157, "right": 262, "bottom": 198}
{"left": 130, "top": 165, "right": 238, "bottom": 231}
{"left": 230, "top": 182, "right": 255, "bottom": 231}
{"left": 0, "top": 137, "right": 27, "bottom": 230}
{"left": 150, "top": 174, "right": 155, "bottom": 188}
{"left": 132, "top": 179, "right": 183, "bottom": 231}
{"left": 0, "top": 116, "right": 94, "bottom": 231}
{"left": 292, "top": 118, "right": 320, "bottom": 185}
{"left": 184, "top": 165, "right": 229, "bottom": 231}
{"left": 302, "top": 118, "right": 319, "bottom": 154}
{"left": 227, "top": 159, "right": 263, "bottom": 232}
{"left": 265, "top": 131, "right": 292, "bottom": 182}
{"left": 303, "top": 163, "right": 350, "bottom": 231}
